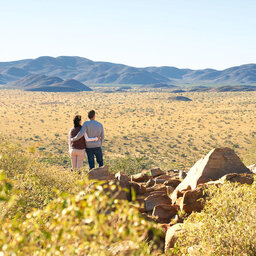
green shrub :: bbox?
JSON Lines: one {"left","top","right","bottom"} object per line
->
{"left": 106, "top": 156, "right": 153, "bottom": 175}
{"left": 0, "top": 137, "right": 82, "bottom": 217}
{"left": 171, "top": 182, "right": 256, "bottom": 256}
{"left": 0, "top": 173, "right": 163, "bottom": 255}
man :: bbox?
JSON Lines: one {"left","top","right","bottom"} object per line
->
{"left": 71, "top": 110, "right": 104, "bottom": 170}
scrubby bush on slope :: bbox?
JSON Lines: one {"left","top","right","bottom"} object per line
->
{"left": 171, "top": 183, "right": 256, "bottom": 255}
{"left": 0, "top": 138, "right": 163, "bottom": 255}
{"left": 0, "top": 137, "right": 82, "bottom": 217}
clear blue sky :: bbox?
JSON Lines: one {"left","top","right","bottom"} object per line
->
{"left": 0, "top": 0, "right": 255, "bottom": 69}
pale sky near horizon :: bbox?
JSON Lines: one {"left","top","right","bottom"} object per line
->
{"left": 0, "top": 0, "right": 256, "bottom": 70}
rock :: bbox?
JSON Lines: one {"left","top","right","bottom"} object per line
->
{"left": 146, "top": 184, "right": 167, "bottom": 194}
{"left": 146, "top": 178, "right": 155, "bottom": 188}
{"left": 131, "top": 173, "right": 150, "bottom": 182}
{"left": 179, "top": 170, "right": 187, "bottom": 180}
{"left": 88, "top": 165, "right": 113, "bottom": 180}
{"left": 164, "top": 179, "right": 181, "bottom": 188}
{"left": 130, "top": 181, "right": 146, "bottom": 196}
{"left": 166, "top": 186, "right": 175, "bottom": 196}
{"left": 115, "top": 171, "right": 130, "bottom": 182}
{"left": 155, "top": 174, "right": 178, "bottom": 185}
{"left": 165, "top": 223, "right": 184, "bottom": 252}
{"left": 145, "top": 194, "right": 172, "bottom": 212}
{"left": 172, "top": 148, "right": 250, "bottom": 202}
{"left": 220, "top": 173, "right": 254, "bottom": 185}
{"left": 179, "top": 187, "right": 205, "bottom": 214}
{"left": 108, "top": 240, "right": 138, "bottom": 255}
{"left": 152, "top": 204, "right": 178, "bottom": 223}
{"left": 100, "top": 180, "right": 130, "bottom": 200}
{"left": 150, "top": 168, "right": 164, "bottom": 177}
{"left": 248, "top": 164, "right": 256, "bottom": 174}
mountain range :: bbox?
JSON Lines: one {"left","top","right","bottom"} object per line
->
{"left": 8, "top": 74, "right": 93, "bottom": 92}
{"left": 0, "top": 56, "right": 256, "bottom": 87}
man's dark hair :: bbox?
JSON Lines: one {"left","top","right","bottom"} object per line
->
{"left": 73, "top": 115, "right": 81, "bottom": 127}
{"left": 88, "top": 110, "right": 95, "bottom": 120}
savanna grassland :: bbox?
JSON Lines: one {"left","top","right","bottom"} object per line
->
{"left": 1, "top": 89, "right": 256, "bottom": 171}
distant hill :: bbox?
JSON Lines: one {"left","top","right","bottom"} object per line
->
{"left": 0, "top": 56, "right": 256, "bottom": 86}
{"left": 169, "top": 96, "right": 192, "bottom": 101}
{"left": 8, "top": 74, "right": 93, "bottom": 92}
{"left": 142, "top": 83, "right": 176, "bottom": 89}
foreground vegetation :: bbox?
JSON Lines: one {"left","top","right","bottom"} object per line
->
{"left": 172, "top": 183, "right": 256, "bottom": 255}
{"left": 0, "top": 137, "right": 163, "bottom": 255}
{"left": 1, "top": 136, "right": 256, "bottom": 255}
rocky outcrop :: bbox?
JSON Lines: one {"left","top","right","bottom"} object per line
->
{"left": 87, "top": 147, "right": 255, "bottom": 253}
{"left": 88, "top": 165, "right": 114, "bottom": 180}
{"left": 172, "top": 148, "right": 250, "bottom": 202}
{"left": 165, "top": 224, "right": 184, "bottom": 252}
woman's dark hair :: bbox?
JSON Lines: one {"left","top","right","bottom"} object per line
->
{"left": 73, "top": 115, "right": 82, "bottom": 127}
{"left": 88, "top": 110, "right": 95, "bottom": 120}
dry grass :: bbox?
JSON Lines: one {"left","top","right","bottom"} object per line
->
{"left": 1, "top": 90, "right": 256, "bottom": 170}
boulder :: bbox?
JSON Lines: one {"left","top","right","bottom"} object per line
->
{"left": 115, "top": 171, "right": 130, "bottom": 182}
{"left": 172, "top": 148, "right": 250, "bottom": 202}
{"left": 179, "top": 187, "right": 205, "bottom": 214}
{"left": 108, "top": 240, "right": 138, "bottom": 255}
{"left": 164, "top": 179, "right": 181, "bottom": 188}
{"left": 131, "top": 173, "right": 150, "bottom": 182}
{"left": 165, "top": 223, "right": 184, "bottom": 252}
{"left": 146, "top": 184, "right": 167, "bottom": 194}
{"left": 248, "top": 164, "right": 256, "bottom": 174}
{"left": 150, "top": 168, "right": 164, "bottom": 177}
{"left": 145, "top": 194, "right": 172, "bottom": 212}
{"left": 155, "top": 174, "right": 176, "bottom": 182}
{"left": 99, "top": 180, "right": 130, "bottom": 200}
{"left": 130, "top": 181, "right": 146, "bottom": 196}
{"left": 152, "top": 204, "right": 178, "bottom": 223}
{"left": 166, "top": 186, "right": 175, "bottom": 196}
{"left": 88, "top": 165, "right": 113, "bottom": 180}
{"left": 146, "top": 178, "right": 155, "bottom": 188}
{"left": 179, "top": 170, "right": 187, "bottom": 180}
{"left": 220, "top": 173, "right": 254, "bottom": 185}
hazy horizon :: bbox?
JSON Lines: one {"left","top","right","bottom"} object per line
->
{"left": 1, "top": 0, "right": 256, "bottom": 69}
{"left": 1, "top": 55, "right": 256, "bottom": 71}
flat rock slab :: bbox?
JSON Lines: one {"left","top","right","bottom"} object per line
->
{"left": 220, "top": 173, "right": 254, "bottom": 185}
{"left": 150, "top": 168, "right": 164, "bottom": 177}
{"left": 179, "top": 187, "right": 205, "bottom": 214}
{"left": 145, "top": 194, "right": 172, "bottom": 212}
{"left": 131, "top": 173, "right": 149, "bottom": 182}
{"left": 130, "top": 181, "right": 146, "bottom": 196}
{"left": 165, "top": 223, "right": 184, "bottom": 252}
{"left": 172, "top": 147, "right": 250, "bottom": 202}
{"left": 248, "top": 164, "right": 256, "bottom": 174}
{"left": 88, "top": 165, "right": 112, "bottom": 180}
{"left": 152, "top": 204, "right": 178, "bottom": 223}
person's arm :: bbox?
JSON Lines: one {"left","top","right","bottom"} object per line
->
{"left": 100, "top": 125, "right": 105, "bottom": 145}
{"left": 84, "top": 132, "right": 99, "bottom": 142}
{"left": 71, "top": 122, "right": 86, "bottom": 142}
{"left": 68, "top": 129, "right": 72, "bottom": 152}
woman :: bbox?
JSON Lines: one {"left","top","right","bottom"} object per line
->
{"left": 68, "top": 115, "right": 100, "bottom": 172}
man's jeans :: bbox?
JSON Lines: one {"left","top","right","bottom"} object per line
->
{"left": 86, "top": 147, "right": 103, "bottom": 170}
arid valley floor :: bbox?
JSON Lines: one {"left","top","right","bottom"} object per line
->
{"left": 1, "top": 89, "right": 256, "bottom": 171}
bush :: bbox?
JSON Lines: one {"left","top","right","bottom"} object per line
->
{"left": 0, "top": 137, "right": 82, "bottom": 217}
{"left": 0, "top": 172, "right": 163, "bottom": 255}
{"left": 171, "top": 182, "right": 256, "bottom": 256}
{"left": 0, "top": 138, "right": 163, "bottom": 255}
{"left": 106, "top": 156, "right": 153, "bottom": 175}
